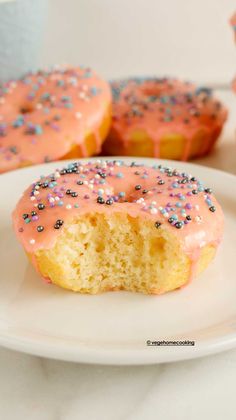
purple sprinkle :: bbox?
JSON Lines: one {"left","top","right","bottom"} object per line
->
{"left": 185, "top": 203, "right": 192, "bottom": 209}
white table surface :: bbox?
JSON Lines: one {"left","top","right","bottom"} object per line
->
{"left": 0, "top": 90, "right": 236, "bottom": 420}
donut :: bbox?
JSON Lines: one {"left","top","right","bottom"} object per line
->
{"left": 102, "top": 77, "right": 227, "bottom": 160}
{"left": 12, "top": 160, "right": 224, "bottom": 295}
{"left": 0, "top": 66, "right": 111, "bottom": 174}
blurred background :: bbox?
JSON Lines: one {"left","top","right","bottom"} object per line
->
{"left": 40, "top": 0, "right": 236, "bottom": 85}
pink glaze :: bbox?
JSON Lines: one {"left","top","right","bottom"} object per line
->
{"left": 12, "top": 160, "right": 224, "bottom": 280}
{"left": 109, "top": 78, "right": 227, "bottom": 160}
{"left": 0, "top": 66, "right": 111, "bottom": 173}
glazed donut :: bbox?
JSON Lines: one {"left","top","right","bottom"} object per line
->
{"left": 102, "top": 77, "right": 227, "bottom": 161}
{"left": 0, "top": 66, "right": 111, "bottom": 173}
{"left": 12, "top": 160, "right": 224, "bottom": 295}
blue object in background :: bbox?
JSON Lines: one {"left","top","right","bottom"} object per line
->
{"left": 0, "top": 0, "right": 48, "bottom": 82}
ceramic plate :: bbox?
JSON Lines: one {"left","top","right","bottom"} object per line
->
{"left": 0, "top": 157, "right": 236, "bottom": 365}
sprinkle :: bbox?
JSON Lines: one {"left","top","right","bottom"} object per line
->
{"left": 209, "top": 206, "right": 216, "bottom": 212}
{"left": 175, "top": 221, "right": 184, "bottom": 229}
{"left": 119, "top": 191, "right": 126, "bottom": 198}
{"left": 66, "top": 204, "right": 72, "bottom": 209}
{"left": 155, "top": 221, "right": 162, "bottom": 228}
{"left": 37, "top": 226, "right": 44, "bottom": 232}
{"left": 97, "top": 196, "right": 105, "bottom": 204}
{"left": 38, "top": 203, "right": 45, "bottom": 210}
{"left": 150, "top": 208, "right": 158, "bottom": 214}
{"left": 29, "top": 239, "right": 35, "bottom": 244}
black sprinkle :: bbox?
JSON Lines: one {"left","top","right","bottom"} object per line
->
{"left": 98, "top": 172, "right": 106, "bottom": 178}
{"left": 186, "top": 215, "right": 192, "bottom": 221}
{"left": 97, "top": 196, "right": 105, "bottom": 204}
{"left": 209, "top": 206, "right": 216, "bottom": 212}
{"left": 38, "top": 203, "right": 45, "bottom": 210}
{"left": 106, "top": 198, "right": 113, "bottom": 205}
{"left": 155, "top": 221, "right": 162, "bottom": 229}
{"left": 175, "top": 222, "right": 183, "bottom": 229}
{"left": 135, "top": 185, "right": 141, "bottom": 190}
{"left": 37, "top": 225, "right": 44, "bottom": 232}
{"left": 192, "top": 190, "right": 198, "bottom": 195}
{"left": 22, "top": 213, "right": 29, "bottom": 219}
{"left": 71, "top": 192, "right": 78, "bottom": 197}
{"left": 77, "top": 180, "right": 84, "bottom": 185}
{"left": 66, "top": 189, "right": 72, "bottom": 195}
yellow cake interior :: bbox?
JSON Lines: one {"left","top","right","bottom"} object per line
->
{"left": 34, "top": 212, "right": 216, "bottom": 294}
{"left": 102, "top": 127, "right": 218, "bottom": 160}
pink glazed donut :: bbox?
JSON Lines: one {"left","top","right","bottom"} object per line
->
{"left": 12, "top": 160, "right": 224, "bottom": 295}
{"left": 0, "top": 66, "right": 111, "bottom": 173}
{"left": 102, "top": 77, "right": 227, "bottom": 161}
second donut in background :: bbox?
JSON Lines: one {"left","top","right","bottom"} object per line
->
{"left": 0, "top": 66, "right": 111, "bottom": 174}
{"left": 102, "top": 77, "right": 227, "bottom": 161}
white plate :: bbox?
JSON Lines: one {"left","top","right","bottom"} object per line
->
{"left": 0, "top": 157, "right": 236, "bottom": 365}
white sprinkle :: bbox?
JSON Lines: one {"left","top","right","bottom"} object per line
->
{"left": 163, "top": 213, "right": 169, "bottom": 218}
{"left": 88, "top": 184, "right": 93, "bottom": 190}
{"left": 54, "top": 171, "right": 60, "bottom": 178}
{"left": 195, "top": 205, "right": 200, "bottom": 210}
{"left": 150, "top": 208, "right": 158, "bottom": 215}
{"left": 33, "top": 191, "right": 39, "bottom": 196}
{"left": 54, "top": 196, "right": 60, "bottom": 201}
{"left": 75, "top": 111, "right": 82, "bottom": 119}
{"left": 151, "top": 201, "right": 157, "bottom": 205}
{"left": 79, "top": 92, "right": 86, "bottom": 99}
{"left": 29, "top": 239, "right": 35, "bottom": 245}
{"left": 66, "top": 204, "right": 72, "bottom": 209}
{"left": 195, "top": 216, "right": 202, "bottom": 222}
{"left": 34, "top": 185, "right": 40, "bottom": 190}
{"left": 49, "top": 197, "right": 55, "bottom": 203}
{"left": 30, "top": 197, "right": 36, "bottom": 201}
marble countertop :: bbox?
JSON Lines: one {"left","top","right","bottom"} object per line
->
{"left": 0, "top": 90, "right": 236, "bottom": 420}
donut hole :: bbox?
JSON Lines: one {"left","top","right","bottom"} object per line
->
{"left": 139, "top": 81, "right": 165, "bottom": 98}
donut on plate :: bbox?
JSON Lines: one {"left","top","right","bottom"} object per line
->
{"left": 12, "top": 160, "right": 224, "bottom": 295}
{"left": 102, "top": 77, "right": 227, "bottom": 160}
{"left": 0, "top": 66, "right": 111, "bottom": 173}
